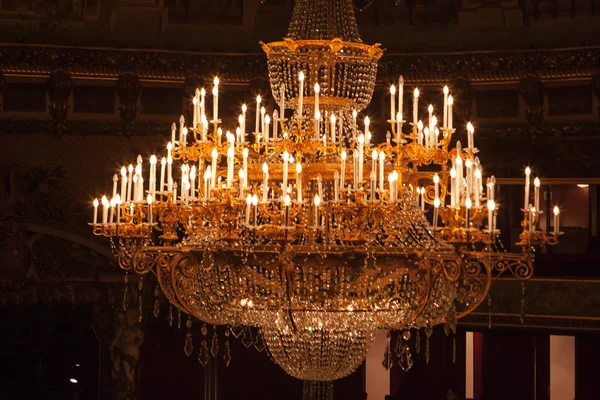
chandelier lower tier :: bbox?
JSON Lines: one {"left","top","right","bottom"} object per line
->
{"left": 90, "top": 0, "right": 561, "bottom": 382}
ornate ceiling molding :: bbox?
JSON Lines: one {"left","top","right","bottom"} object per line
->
{"left": 0, "top": 43, "right": 598, "bottom": 84}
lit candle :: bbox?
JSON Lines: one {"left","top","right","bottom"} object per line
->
{"left": 420, "top": 187, "right": 425, "bottom": 211}
{"left": 314, "top": 110, "right": 321, "bottom": 140}
{"left": 180, "top": 164, "right": 188, "bottom": 201}
{"left": 284, "top": 194, "right": 291, "bottom": 226}
{"left": 255, "top": 95, "right": 261, "bottom": 135}
{"left": 109, "top": 198, "right": 115, "bottom": 224}
{"left": 296, "top": 162, "right": 303, "bottom": 203}
{"left": 182, "top": 127, "right": 188, "bottom": 148}
{"left": 159, "top": 157, "right": 166, "bottom": 194}
{"left": 314, "top": 195, "right": 320, "bottom": 227}
{"left": 92, "top": 199, "right": 99, "bottom": 225}
{"left": 264, "top": 114, "right": 271, "bottom": 143}
{"left": 467, "top": 122, "right": 475, "bottom": 149}
{"left": 330, "top": 114, "right": 336, "bottom": 143}
{"left": 465, "top": 158, "right": 473, "bottom": 200}
{"left": 433, "top": 173, "right": 440, "bottom": 200}
{"left": 398, "top": 76, "right": 404, "bottom": 118}
{"left": 217, "top": 127, "right": 222, "bottom": 146}
{"left": 298, "top": 71, "right": 304, "bottom": 117}
{"left": 227, "top": 147, "right": 234, "bottom": 188}
{"left": 370, "top": 171, "right": 376, "bottom": 201}
{"left": 212, "top": 76, "right": 219, "bottom": 122}
{"left": 273, "top": 110, "right": 279, "bottom": 140}
{"left": 200, "top": 88, "right": 206, "bottom": 118}
{"left": 252, "top": 194, "right": 259, "bottom": 226}
{"left": 171, "top": 123, "right": 176, "bottom": 146}
{"left": 488, "top": 199, "right": 495, "bottom": 234}
{"left": 455, "top": 153, "right": 463, "bottom": 204}
{"left": 353, "top": 150, "right": 359, "bottom": 190}
{"left": 534, "top": 177, "right": 541, "bottom": 212}
{"left": 314, "top": 83, "right": 320, "bottom": 118}
{"left": 245, "top": 194, "right": 252, "bottom": 225}
{"left": 262, "top": 162, "right": 269, "bottom": 203}
{"left": 443, "top": 86, "right": 449, "bottom": 129}
{"left": 358, "top": 134, "right": 364, "bottom": 186}
{"left": 371, "top": 149, "right": 378, "bottom": 183}
{"left": 428, "top": 104, "right": 433, "bottom": 132}
{"left": 239, "top": 169, "right": 245, "bottom": 199}
{"left": 474, "top": 167, "right": 481, "bottom": 207}
{"left": 529, "top": 206, "right": 536, "bottom": 232}
{"left": 120, "top": 167, "right": 127, "bottom": 200}
{"left": 167, "top": 141, "right": 172, "bottom": 159}
{"left": 524, "top": 167, "right": 531, "bottom": 210}
{"left": 204, "top": 167, "right": 211, "bottom": 199}
{"left": 413, "top": 88, "right": 419, "bottom": 125}
{"left": 179, "top": 115, "right": 185, "bottom": 142}
{"left": 167, "top": 156, "right": 173, "bottom": 192}
{"left": 101, "top": 195, "right": 109, "bottom": 225}
{"left": 465, "top": 197, "right": 472, "bottom": 230}
{"left": 390, "top": 85, "right": 396, "bottom": 121}
{"left": 242, "top": 148, "right": 249, "bottom": 189}
{"left": 150, "top": 155, "right": 157, "bottom": 196}
{"left": 201, "top": 115, "right": 208, "bottom": 141}
{"left": 192, "top": 95, "right": 198, "bottom": 127}
{"left": 279, "top": 84, "right": 285, "bottom": 119}
{"left": 364, "top": 117, "right": 370, "bottom": 148}
{"left": 147, "top": 194, "right": 153, "bottom": 225}
{"left": 115, "top": 195, "right": 121, "bottom": 224}
{"left": 417, "top": 120, "right": 423, "bottom": 145}
{"left": 433, "top": 197, "right": 441, "bottom": 230}
{"left": 340, "top": 150, "right": 347, "bottom": 191}
{"left": 190, "top": 165, "right": 196, "bottom": 200}
{"left": 424, "top": 127, "right": 430, "bottom": 148}
{"left": 282, "top": 151, "right": 289, "bottom": 198}
{"left": 388, "top": 174, "right": 394, "bottom": 203}
{"left": 396, "top": 112, "right": 402, "bottom": 144}
{"left": 211, "top": 148, "right": 218, "bottom": 189}
{"left": 448, "top": 95, "right": 454, "bottom": 130}
{"left": 260, "top": 106, "right": 266, "bottom": 141}
{"left": 241, "top": 103, "right": 247, "bottom": 143}
{"left": 379, "top": 151, "right": 385, "bottom": 192}
{"left": 127, "top": 164, "right": 133, "bottom": 202}
{"left": 553, "top": 206, "right": 560, "bottom": 234}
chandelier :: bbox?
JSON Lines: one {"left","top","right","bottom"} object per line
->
{"left": 90, "top": 0, "right": 561, "bottom": 382}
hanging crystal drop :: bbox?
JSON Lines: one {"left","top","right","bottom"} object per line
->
{"left": 198, "top": 339, "right": 210, "bottom": 367}
{"left": 453, "top": 335, "right": 456, "bottom": 364}
{"left": 153, "top": 286, "right": 160, "bottom": 318}
{"left": 138, "top": 277, "right": 143, "bottom": 323}
{"left": 444, "top": 304, "right": 457, "bottom": 336}
{"left": 398, "top": 343, "right": 413, "bottom": 372}
{"left": 241, "top": 326, "right": 254, "bottom": 348}
{"left": 201, "top": 323, "right": 208, "bottom": 337}
{"left": 425, "top": 327, "right": 432, "bottom": 364}
{"left": 211, "top": 328, "right": 219, "bottom": 357}
{"left": 381, "top": 330, "right": 392, "bottom": 370}
{"left": 184, "top": 316, "right": 194, "bottom": 357}
{"left": 415, "top": 329, "right": 421, "bottom": 354}
{"left": 223, "top": 338, "right": 232, "bottom": 367}
{"left": 168, "top": 304, "right": 173, "bottom": 326}
{"left": 177, "top": 308, "right": 182, "bottom": 329}
{"left": 123, "top": 273, "right": 129, "bottom": 311}
{"left": 254, "top": 330, "right": 266, "bottom": 353}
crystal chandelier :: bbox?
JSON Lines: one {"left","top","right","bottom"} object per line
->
{"left": 90, "top": 0, "right": 561, "bottom": 381}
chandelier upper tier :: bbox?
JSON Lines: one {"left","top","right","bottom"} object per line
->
{"left": 90, "top": 0, "right": 561, "bottom": 382}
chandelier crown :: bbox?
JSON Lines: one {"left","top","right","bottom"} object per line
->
{"left": 287, "top": 0, "right": 362, "bottom": 42}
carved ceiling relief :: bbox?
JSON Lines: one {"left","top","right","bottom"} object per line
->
{"left": 519, "top": 73, "right": 545, "bottom": 131}
{"left": 117, "top": 73, "right": 141, "bottom": 135}
{"left": 48, "top": 70, "right": 72, "bottom": 136}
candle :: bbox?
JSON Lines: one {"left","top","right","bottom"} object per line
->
{"left": 279, "top": 84, "right": 285, "bottom": 118}
{"left": 424, "top": 127, "right": 430, "bottom": 147}
{"left": 529, "top": 206, "right": 536, "bottom": 232}
{"left": 127, "top": 164, "right": 133, "bottom": 202}
{"left": 433, "top": 197, "right": 441, "bottom": 230}
{"left": 450, "top": 167, "right": 456, "bottom": 207}
{"left": 428, "top": 104, "right": 433, "bottom": 132}
{"left": 314, "top": 83, "right": 320, "bottom": 118}
{"left": 245, "top": 194, "right": 252, "bottom": 225}
{"left": 413, "top": 88, "right": 419, "bottom": 125}
{"left": 379, "top": 151, "right": 385, "bottom": 192}
{"left": 171, "top": 122, "right": 176, "bottom": 146}
{"left": 160, "top": 157, "right": 166, "bottom": 194}
{"left": 264, "top": 114, "right": 271, "bottom": 143}
{"left": 474, "top": 167, "right": 481, "bottom": 207}
{"left": 298, "top": 71, "right": 304, "bottom": 117}
{"left": 340, "top": 150, "right": 347, "bottom": 191}
{"left": 284, "top": 194, "right": 291, "bottom": 226}
{"left": 101, "top": 195, "right": 109, "bottom": 225}
{"left": 260, "top": 106, "right": 266, "bottom": 141}
{"left": 371, "top": 149, "right": 378, "bottom": 183}
{"left": 433, "top": 173, "right": 440, "bottom": 200}
{"left": 147, "top": 194, "right": 153, "bottom": 225}
{"left": 455, "top": 153, "right": 463, "bottom": 204}
{"left": 420, "top": 187, "right": 425, "bottom": 210}
{"left": 465, "top": 158, "right": 473, "bottom": 200}
{"left": 255, "top": 95, "right": 261, "bottom": 134}
{"left": 211, "top": 148, "right": 218, "bottom": 189}
{"left": 115, "top": 195, "right": 121, "bottom": 224}
{"left": 182, "top": 127, "right": 188, "bottom": 148}
{"left": 201, "top": 115, "right": 208, "bottom": 141}
{"left": 370, "top": 171, "right": 376, "bottom": 201}
{"left": 190, "top": 165, "right": 196, "bottom": 200}
{"left": 193, "top": 94, "right": 198, "bottom": 127}
{"left": 109, "top": 198, "right": 115, "bottom": 224}
{"left": 239, "top": 169, "right": 245, "bottom": 199}
{"left": 358, "top": 134, "right": 364, "bottom": 186}
{"left": 330, "top": 114, "right": 336, "bottom": 143}
{"left": 314, "top": 195, "right": 320, "bottom": 227}
{"left": 353, "top": 150, "right": 359, "bottom": 190}
{"left": 296, "top": 162, "right": 303, "bottom": 203}
{"left": 417, "top": 120, "right": 423, "bottom": 145}
{"left": 334, "top": 171, "right": 340, "bottom": 202}
{"left": 465, "top": 197, "right": 472, "bottom": 230}
{"left": 241, "top": 104, "right": 247, "bottom": 143}
{"left": 180, "top": 164, "right": 188, "bottom": 201}
{"left": 398, "top": 76, "right": 404, "bottom": 118}
{"left": 120, "top": 167, "right": 127, "bottom": 200}
{"left": 227, "top": 147, "right": 234, "bottom": 188}
{"left": 93, "top": 199, "right": 99, "bottom": 224}
{"left": 242, "top": 148, "right": 249, "bottom": 189}
{"left": 534, "top": 177, "right": 541, "bottom": 212}
{"left": 204, "top": 167, "right": 211, "bottom": 199}
{"left": 150, "top": 155, "right": 157, "bottom": 196}
{"left": 167, "top": 156, "right": 173, "bottom": 192}
{"left": 467, "top": 122, "right": 474, "bottom": 149}
{"left": 212, "top": 76, "right": 219, "bottom": 121}
{"left": 317, "top": 174, "right": 323, "bottom": 201}
{"left": 200, "top": 88, "right": 206, "bottom": 118}
{"left": 252, "top": 194, "right": 259, "bottom": 226}
{"left": 167, "top": 141, "right": 172, "bottom": 159}
{"left": 396, "top": 112, "right": 402, "bottom": 144}
{"left": 273, "top": 110, "right": 279, "bottom": 140}
{"left": 111, "top": 174, "right": 118, "bottom": 201}
{"left": 364, "top": 117, "right": 370, "bottom": 147}
{"left": 524, "top": 167, "right": 531, "bottom": 210}
{"left": 217, "top": 128, "right": 222, "bottom": 146}
{"left": 553, "top": 206, "right": 560, "bottom": 234}
{"left": 448, "top": 95, "right": 454, "bottom": 130}
{"left": 133, "top": 172, "right": 139, "bottom": 202}
{"left": 179, "top": 115, "right": 185, "bottom": 142}
{"left": 443, "top": 86, "right": 449, "bottom": 129}
{"left": 488, "top": 199, "right": 495, "bottom": 234}
{"left": 282, "top": 151, "right": 289, "bottom": 198}
{"left": 262, "top": 162, "right": 269, "bottom": 203}
{"left": 390, "top": 85, "right": 396, "bottom": 121}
